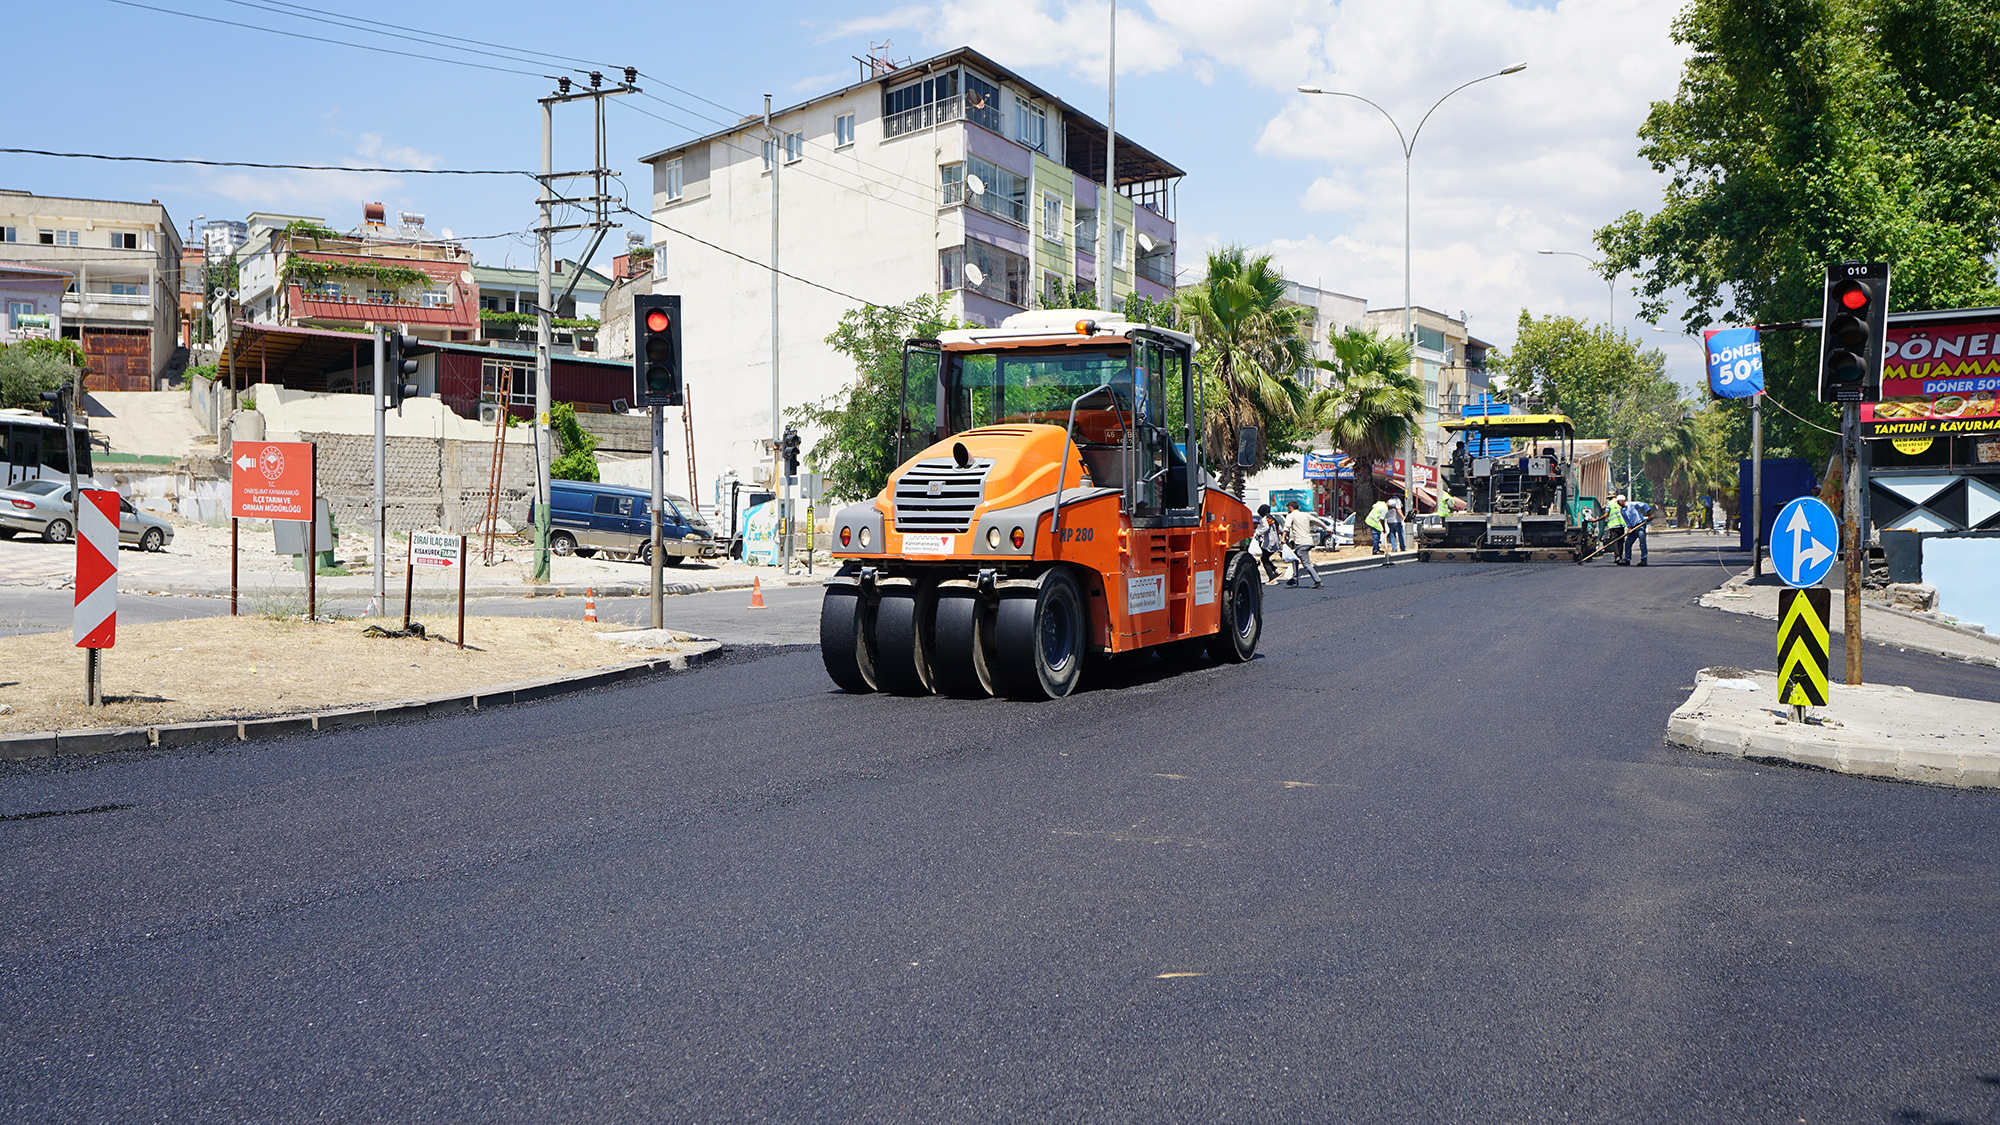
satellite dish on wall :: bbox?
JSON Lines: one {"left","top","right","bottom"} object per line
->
{"left": 1137, "top": 232, "right": 1156, "bottom": 253}
{"left": 965, "top": 174, "right": 986, "bottom": 197}
{"left": 963, "top": 262, "right": 986, "bottom": 287}
{"left": 459, "top": 270, "right": 474, "bottom": 285}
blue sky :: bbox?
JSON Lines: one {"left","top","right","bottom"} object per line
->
{"left": 8, "top": 0, "right": 1701, "bottom": 383}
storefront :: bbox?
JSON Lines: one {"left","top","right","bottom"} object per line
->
{"left": 1864, "top": 308, "right": 2000, "bottom": 534}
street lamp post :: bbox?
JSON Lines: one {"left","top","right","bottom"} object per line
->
{"left": 1536, "top": 248, "right": 1615, "bottom": 325}
{"left": 1299, "top": 65, "right": 1525, "bottom": 516}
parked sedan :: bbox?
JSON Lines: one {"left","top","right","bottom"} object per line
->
{"left": 0, "top": 481, "right": 174, "bottom": 550}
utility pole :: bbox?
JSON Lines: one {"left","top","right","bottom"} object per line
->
{"left": 533, "top": 71, "right": 640, "bottom": 585}
{"left": 767, "top": 94, "right": 789, "bottom": 575}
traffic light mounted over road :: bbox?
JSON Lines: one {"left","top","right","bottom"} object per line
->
{"left": 634, "top": 294, "right": 683, "bottom": 407}
{"left": 1817, "top": 262, "right": 1889, "bottom": 403}
{"left": 384, "top": 330, "right": 420, "bottom": 411}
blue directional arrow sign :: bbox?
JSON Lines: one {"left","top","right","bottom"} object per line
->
{"left": 1770, "top": 497, "right": 1840, "bottom": 589}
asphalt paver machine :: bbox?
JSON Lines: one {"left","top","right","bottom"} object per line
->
{"left": 820, "top": 310, "right": 1263, "bottom": 699}
{"left": 1418, "top": 413, "right": 1603, "bottom": 563}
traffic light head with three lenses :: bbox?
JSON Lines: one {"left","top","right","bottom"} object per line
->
{"left": 1817, "top": 262, "right": 1889, "bottom": 403}
{"left": 782, "top": 427, "right": 801, "bottom": 479}
{"left": 384, "top": 330, "right": 421, "bottom": 410}
{"left": 633, "top": 294, "right": 682, "bottom": 407}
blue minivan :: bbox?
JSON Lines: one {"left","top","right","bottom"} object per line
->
{"left": 536, "top": 480, "right": 721, "bottom": 565}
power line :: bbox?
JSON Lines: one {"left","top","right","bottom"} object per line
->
{"left": 103, "top": 0, "right": 542, "bottom": 76}
{"left": 216, "top": 0, "right": 619, "bottom": 73}
{"left": 0, "top": 147, "right": 536, "bottom": 179}
{"left": 617, "top": 205, "right": 889, "bottom": 310}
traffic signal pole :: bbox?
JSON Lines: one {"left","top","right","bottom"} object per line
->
{"left": 651, "top": 404, "right": 665, "bottom": 629}
{"left": 372, "top": 328, "right": 385, "bottom": 614}
{"left": 1816, "top": 261, "right": 1889, "bottom": 686}
{"left": 1843, "top": 402, "right": 1863, "bottom": 685}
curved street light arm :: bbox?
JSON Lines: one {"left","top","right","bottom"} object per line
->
{"left": 1300, "top": 88, "right": 1408, "bottom": 155}
{"left": 1409, "top": 65, "right": 1526, "bottom": 153}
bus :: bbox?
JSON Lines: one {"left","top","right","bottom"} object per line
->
{"left": 0, "top": 408, "right": 93, "bottom": 487}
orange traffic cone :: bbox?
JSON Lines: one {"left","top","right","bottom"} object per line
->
{"left": 584, "top": 587, "right": 598, "bottom": 623}
{"left": 748, "top": 576, "right": 766, "bottom": 609}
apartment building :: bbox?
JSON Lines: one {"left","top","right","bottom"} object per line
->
{"left": 0, "top": 190, "right": 183, "bottom": 390}
{"left": 1282, "top": 281, "right": 1369, "bottom": 384}
{"left": 1361, "top": 307, "right": 1493, "bottom": 450}
{"left": 636, "top": 46, "right": 1183, "bottom": 493}
{"left": 473, "top": 259, "right": 610, "bottom": 354}
{"left": 230, "top": 205, "right": 479, "bottom": 344}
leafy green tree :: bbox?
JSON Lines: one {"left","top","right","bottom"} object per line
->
{"left": 1491, "top": 311, "right": 1685, "bottom": 490}
{"left": 794, "top": 294, "right": 966, "bottom": 502}
{"left": 0, "top": 341, "right": 81, "bottom": 410}
{"left": 548, "top": 402, "right": 600, "bottom": 481}
{"left": 1310, "top": 328, "right": 1422, "bottom": 518}
{"left": 1596, "top": 0, "right": 2000, "bottom": 463}
{"left": 1175, "top": 247, "right": 1313, "bottom": 493}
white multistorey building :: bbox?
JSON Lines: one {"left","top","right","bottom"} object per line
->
{"left": 636, "top": 46, "right": 1184, "bottom": 499}
{"left": 1282, "top": 281, "right": 1368, "bottom": 385}
{"left": 0, "top": 190, "right": 182, "bottom": 390}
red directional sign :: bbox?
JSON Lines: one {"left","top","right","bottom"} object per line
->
{"left": 231, "top": 441, "right": 315, "bottom": 520}
{"left": 74, "top": 488, "right": 119, "bottom": 649}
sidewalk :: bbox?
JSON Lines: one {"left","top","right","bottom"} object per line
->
{"left": 1699, "top": 565, "right": 2000, "bottom": 668}
{"left": 0, "top": 519, "right": 829, "bottom": 600}
{"left": 1672, "top": 565, "right": 2000, "bottom": 788}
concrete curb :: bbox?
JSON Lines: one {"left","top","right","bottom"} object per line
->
{"left": 0, "top": 642, "right": 727, "bottom": 762}
{"left": 1665, "top": 669, "right": 2000, "bottom": 789}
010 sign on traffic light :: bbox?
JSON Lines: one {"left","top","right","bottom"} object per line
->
{"left": 633, "top": 294, "right": 683, "bottom": 408}
{"left": 1816, "top": 262, "right": 1889, "bottom": 403}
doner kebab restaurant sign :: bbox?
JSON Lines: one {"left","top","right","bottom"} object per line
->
{"left": 1864, "top": 314, "right": 2000, "bottom": 439}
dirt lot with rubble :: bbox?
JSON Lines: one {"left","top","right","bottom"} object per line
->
{"left": 0, "top": 614, "right": 699, "bottom": 736}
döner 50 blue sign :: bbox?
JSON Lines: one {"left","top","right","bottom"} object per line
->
{"left": 1704, "top": 326, "right": 1764, "bottom": 399}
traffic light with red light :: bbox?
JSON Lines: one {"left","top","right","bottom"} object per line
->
{"left": 1817, "top": 262, "right": 1889, "bottom": 403}
{"left": 633, "top": 294, "right": 682, "bottom": 407}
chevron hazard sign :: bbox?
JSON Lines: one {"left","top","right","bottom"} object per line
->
{"left": 1777, "top": 587, "right": 1830, "bottom": 706}
{"left": 74, "top": 488, "right": 119, "bottom": 649}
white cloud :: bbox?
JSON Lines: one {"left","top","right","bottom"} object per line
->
{"left": 193, "top": 133, "right": 446, "bottom": 224}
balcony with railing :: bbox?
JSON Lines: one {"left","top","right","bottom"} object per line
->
{"left": 288, "top": 284, "right": 476, "bottom": 329}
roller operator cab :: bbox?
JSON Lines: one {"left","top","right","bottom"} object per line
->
{"left": 1418, "top": 413, "right": 1604, "bottom": 563}
{"left": 820, "top": 309, "right": 1263, "bottom": 700}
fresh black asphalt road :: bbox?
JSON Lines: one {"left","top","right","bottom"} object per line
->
{"left": 4, "top": 533, "right": 1998, "bottom": 1123}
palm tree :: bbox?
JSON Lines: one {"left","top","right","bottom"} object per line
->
{"left": 1311, "top": 327, "right": 1423, "bottom": 520}
{"left": 1176, "top": 247, "right": 1314, "bottom": 494}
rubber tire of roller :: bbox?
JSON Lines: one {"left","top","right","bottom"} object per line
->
{"left": 994, "top": 567, "right": 1084, "bottom": 700}
{"left": 819, "top": 585, "right": 880, "bottom": 693}
{"left": 873, "top": 583, "right": 939, "bottom": 696}
{"left": 931, "top": 586, "right": 995, "bottom": 698}
{"left": 1207, "top": 553, "right": 1261, "bottom": 664}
